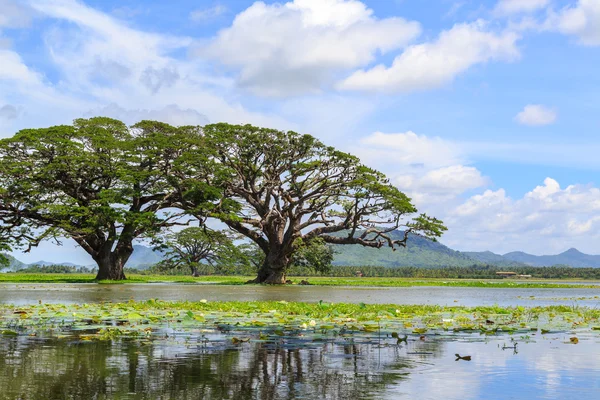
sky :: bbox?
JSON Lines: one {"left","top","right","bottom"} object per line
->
{"left": 1, "top": 0, "right": 600, "bottom": 264}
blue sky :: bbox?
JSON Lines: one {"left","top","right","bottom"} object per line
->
{"left": 1, "top": 0, "right": 600, "bottom": 263}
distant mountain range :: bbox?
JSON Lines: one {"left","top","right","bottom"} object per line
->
{"left": 3, "top": 232, "right": 600, "bottom": 270}
{"left": 330, "top": 231, "right": 600, "bottom": 268}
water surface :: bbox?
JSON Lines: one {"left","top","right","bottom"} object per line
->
{"left": 1, "top": 283, "right": 599, "bottom": 307}
{"left": 1, "top": 332, "right": 598, "bottom": 400}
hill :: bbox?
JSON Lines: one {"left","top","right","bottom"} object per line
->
{"left": 0, "top": 253, "right": 28, "bottom": 271}
{"left": 331, "top": 231, "right": 482, "bottom": 268}
{"left": 462, "top": 251, "right": 526, "bottom": 267}
{"left": 502, "top": 248, "right": 600, "bottom": 268}
{"left": 126, "top": 245, "right": 164, "bottom": 269}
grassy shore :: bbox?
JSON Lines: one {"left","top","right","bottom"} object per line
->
{"left": 1, "top": 272, "right": 600, "bottom": 288}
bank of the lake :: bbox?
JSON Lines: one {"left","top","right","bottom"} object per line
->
{"left": 2, "top": 273, "right": 600, "bottom": 288}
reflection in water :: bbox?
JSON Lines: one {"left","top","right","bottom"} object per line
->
{"left": 1, "top": 333, "right": 599, "bottom": 400}
{"left": 0, "top": 336, "right": 419, "bottom": 400}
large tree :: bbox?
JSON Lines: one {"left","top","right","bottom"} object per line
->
{"left": 0, "top": 118, "right": 215, "bottom": 280}
{"left": 196, "top": 123, "right": 447, "bottom": 284}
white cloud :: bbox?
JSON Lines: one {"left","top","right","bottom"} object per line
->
{"left": 198, "top": 0, "right": 421, "bottom": 96}
{"left": 445, "top": 178, "right": 600, "bottom": 254}
{"left": 355, "top": 131, "right": 487, "bottom": 208}
{"left": 358, "top": 131, "right": 465, "bottom": 168}
{"left": 515, "top": 104, "right": 557, "bottom": 126}
{"left": 494, "top": 0, "right": 550, "bottom": 16}
{"left": 0, "top": 0, "right": 34, "bottom": 28}
{"left": 190, "top": 5, "right": 227, "bottom": 22}
{"left": 0, "top": 49, "right": 42, "bottom": 84}
{"left": 0, "top": 0, "right": 298, "bottom": 135}
{"left": 339, "top": 20, "right": 520, "bottom": 93}
{"left": 395, "top": 165, "right": 488, "bottom": 205}
{"left": 549, "top": 0, "right": 600, "bottom": 46}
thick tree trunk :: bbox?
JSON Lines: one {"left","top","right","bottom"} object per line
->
{"left": 190, "top": 265, "right": 200, "bottom": 277}
{"left": 94, "top": 246, "right": 133, "bottom": 281}
{"left": 249, "top": 251, "right": 288, "bottom": 284}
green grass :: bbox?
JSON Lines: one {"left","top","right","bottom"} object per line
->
{"left": 1, "top": 273, "right": 600, "bottom": 288}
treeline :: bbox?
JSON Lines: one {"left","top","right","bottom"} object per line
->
{"left": 313, "top": 265, "right": 600, "bottom": 279}
{"left": 9, "top": 265, "right": 96, "bottom": 274}
{"left": 144, "top": 263, "right": 600, "bottom": 280}
{"left": 10, "top": 263, "right": 600, "bottom": 280}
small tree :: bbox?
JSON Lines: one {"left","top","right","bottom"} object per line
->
{"left": 291, "top": 237, "right": 334, "bottom": 275}
{"left": 0, "top": 118, "right": 217, "bottom": 280}
{"left": 155, "top": 228, "right": 242, "bottom": 276}
{"left": 191, "top": 123, "right": 446, "bottom": 284}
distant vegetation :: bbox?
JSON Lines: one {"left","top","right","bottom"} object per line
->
{"left": 14, "top": 265, "right": 95, "bottom": 274}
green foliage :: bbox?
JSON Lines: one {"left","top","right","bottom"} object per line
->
{"left": 153, "top": 228, "right": 249, "bottom": 276}
{"left": 17, "top": 265, "right": 94, "bottom": 274}
{"left": 192, "top": 123, "right": 446, "bottom": 281}
{"left": 291, "top": 237, "right": 334, "bottom": 274}
{"left": 0, "top": 118, "right": 220, "bottom": 279}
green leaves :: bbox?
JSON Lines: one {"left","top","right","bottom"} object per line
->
{"left": 189, "top": 123, "right": 447, "bottom": 282}
{"left": 0, "top": 118, "right": 221, "bottom": 280}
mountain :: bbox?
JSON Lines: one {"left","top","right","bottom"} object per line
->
{"left": 331, "top": 231, "right": 481, "bottom": 268}
{"left": 502, "top": 248, "right": 600, "bottom": 268}
{"left": 125, "top": 245, "right": 165, "bottom": 269}
{"left": 463, "top": 251, "right": 526, "bottom": 267}
{"left": 0, "top": 253, "right": 28, "bottom": 271}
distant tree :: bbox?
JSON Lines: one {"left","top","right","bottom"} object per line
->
{"left": 155, "top": 228, "right": 243, "bottom": 276}
{"left": 291, "top": 237, "right": 335, "bottom": 274}
{"left": 0, "top": 118, "right": 219, "bottom": 280}
{"left": 188, "top": 123, "right": 446, "bottom": 284}
{"left": 0, "top": 244, "right": 8, "bottom": 267}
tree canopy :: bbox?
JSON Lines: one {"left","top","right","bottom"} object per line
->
{"left": 1, "top": 119, "right": 446, "bottom": 282}
{"left": 0, "top": 117, "right": 218, "bottom": 280}
{"left": 192, "top": 123, "right": 446, "bottom": 283}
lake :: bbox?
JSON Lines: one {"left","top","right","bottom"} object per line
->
{"left": 1, "top": 282, "right": 600, "bottom": 307}
{"left": 1, "top": 283, "right": 599, "bottom": 399}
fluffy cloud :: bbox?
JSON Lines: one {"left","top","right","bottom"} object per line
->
{"left": 515, "top": 104, "right": 557, "bottom": 126}
{"left": 0, "top": 0, "right": 33, "bottom": 28}
{"left": 198, "top": 0, "right": 421, "bottom": 96}
{"left": 339, "top": 20, "right": 520, "bottom": 93}
{"left": 445, "top": 178, "right": 600, "bottom": 253}
{"left": 0, "top": 0, "right": 297, "bottom": 137}
{"left": 493, "top": 0, "right": 550, "bottom": 16}
{"left": 547, "top": 0, "right": 600, "bottom": 46}
{"left": 358, "top": 131, "right": 465, "bottom": 168}
{"left": 395, "top": 165, "right": 488, "bottom": 205}
{"left": 354, "top": 131, "right": 487, "bottom": 208}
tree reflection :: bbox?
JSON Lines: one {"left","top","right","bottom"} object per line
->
{"left": 0, "top": 335, "right": 437, "bottom": 399}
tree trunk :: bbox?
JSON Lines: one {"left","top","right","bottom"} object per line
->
{"left": 190, "top": 265, "right": 200, "bottom": 277}
{"left": 94, "top": 247, "right": 132, "bottom": 281}
{"left": 249, "top": 251, "right": 288, "bottom": 284}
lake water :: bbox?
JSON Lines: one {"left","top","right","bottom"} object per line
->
{"left": 1, "top": 282, "right": 600, "bottom": 307}
{"left": 1, "top": 283, "right": 600, "bottom": 399}
{"left": 1, "top": 331, "right": 599, "bottom": 399}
